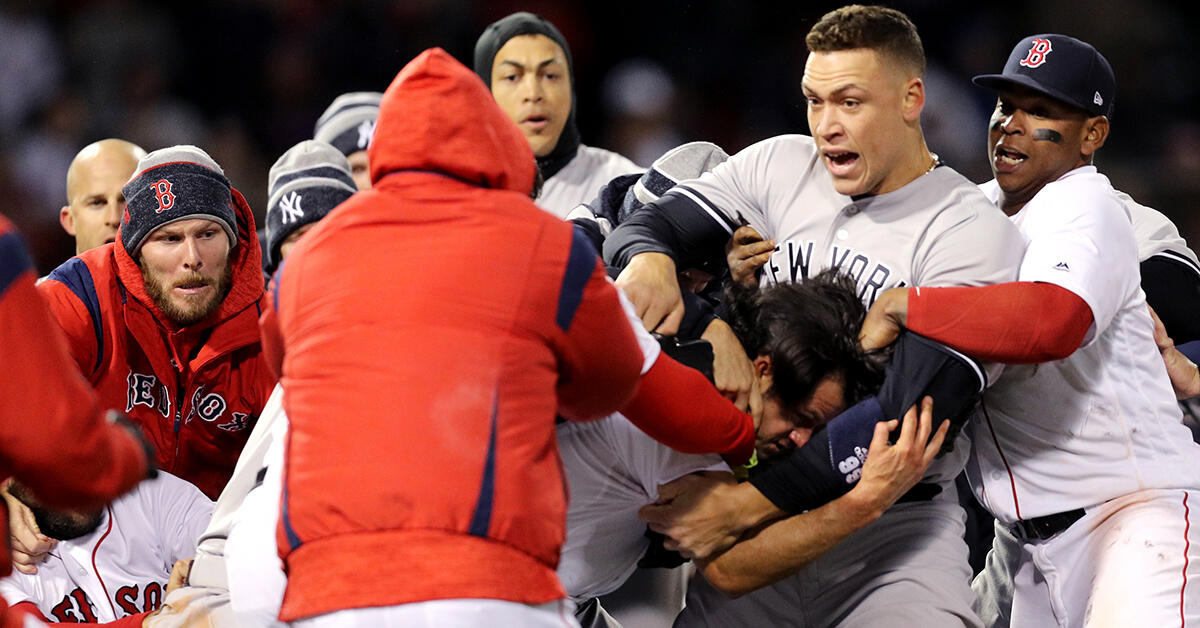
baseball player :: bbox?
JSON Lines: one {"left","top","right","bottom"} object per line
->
{"left": 474, "top": 12, "right": 641, "bottom": 218}
{"left": 860, "top": 34, "right": 1200, "bottom": 626}
{"left": 0, "top": 215, "right": 153, "bottom": 628}
{"left": 604, "top": 6, "right": 1025, "bottom": 625}
{"left": 0, "top": 473, "right": 212, "bottom": 626}
{"left": 58, "top": 140, "right": 146, "bottom": 256}
{"left": 221, "top": 271, "right": 944, "bottom": 628}
{"left": 313, "top": 92, "right": 381, "bottom": 191}
{"left": 36, "top": 144, "right": 276, "bottom": 502}
{"left": 144, "top": 141, "right": 359, "bottom": 628}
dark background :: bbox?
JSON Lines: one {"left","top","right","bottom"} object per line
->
{"left": 4, "top": 0, "right": 1198, "bottom": 274}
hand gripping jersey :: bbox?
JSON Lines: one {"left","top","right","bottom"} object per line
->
{"left": 603, "top": 133, "right": 1023, "bottom": 627}
{"left": 967, "top": 166, "right": 1200, "bottom": 521}
{"left": 37, "top": 189, "right": 276, "bottom": 500}
{"left": 0, "top": 473, "right": 212, "bottom": 625}
{"left": 605, "top": 134, "right": 1026, "bottom": 486}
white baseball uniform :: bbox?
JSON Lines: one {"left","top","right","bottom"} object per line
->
{"left": 536, "top": 145, "right": 641, "bottom": 218}
{"left": 0, "top": 472, "right": 212, "bottom": 623}
{"left": 971, "top": 166, "right": 1200, "bottom": 626}
{"left": 606, "top": 133, "right": 1024, "bottom": 626}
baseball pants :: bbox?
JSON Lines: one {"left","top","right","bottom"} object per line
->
{"left": 974, "top": 488, "right": 1200, "bottom": 627}
{"left": 676, "top": 493, "right": 981, "bottom": 627}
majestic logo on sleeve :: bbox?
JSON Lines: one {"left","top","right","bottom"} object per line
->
{"left": 150, "top": 180, "right": 175, "bottom": 213}
{"left": 765, "top": 240, "right": 906, "bottom": 306}
{"left": 1019, "top": 39, "right": 1053, "bottom": 68}
{"left": 279, "top": 191, "right": 305, "bottom": 224}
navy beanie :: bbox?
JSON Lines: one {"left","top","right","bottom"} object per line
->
{"left": 121, "top": 145, "right": 237, "bottom": 257}
{"left": 313, "top": 92, "right": 383, "bottom": 157}
{"left": 264, "top": 140, "right": 357, "bottom": 274}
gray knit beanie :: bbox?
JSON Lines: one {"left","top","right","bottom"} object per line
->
{"left": 313, "top": 92, "right": 383, "bottom": 156}
{"left": 120, "top": 145, "right": 237, "bottom": 256}
{"left": 264, "top": 140, "right": 356, "bottom": 274}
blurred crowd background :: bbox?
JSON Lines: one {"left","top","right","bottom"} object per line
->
{"left": 4, "top": 0, "right": 1199, "bottom": 274}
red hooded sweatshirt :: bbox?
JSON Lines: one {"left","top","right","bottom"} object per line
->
{"left": 260, "top": 48, "right": 643, "bottom": 620}
{"left": 38, "top": 187, "right": 276, "bottom": 500}
{"left": 0, "top": 216, "right": 149, "bottom": 627}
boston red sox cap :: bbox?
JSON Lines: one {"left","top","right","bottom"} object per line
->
{"left": 973, "top": 34, "right": 1114, "bottom": 118}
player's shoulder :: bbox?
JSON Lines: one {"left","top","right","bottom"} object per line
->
{"left": 913, "top": 166, "right": 1013, "bottom": 225}
{"left": 1030, "top": 166, "right": 1123, "bottom": 220}
{"left": 574, "top": 144, "right": 642, "bottom": 176}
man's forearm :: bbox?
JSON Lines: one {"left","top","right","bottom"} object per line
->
{"left": 699, "top": 488, "right": 883, "bottom": 596}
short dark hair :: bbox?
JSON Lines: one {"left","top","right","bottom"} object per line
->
{"left": 805, "top": 5, "right": 925, "bottom": 78}
{"left": 725, "top": 270, "right": 886, "bottom": 416}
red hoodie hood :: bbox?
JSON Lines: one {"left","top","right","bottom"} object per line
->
{"left": 114, "top": 186, "right": 265, "bottom": 332}
{"left": 368, "top": 47, "right": 536, "bottom": 195}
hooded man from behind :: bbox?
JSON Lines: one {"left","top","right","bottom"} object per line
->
{"left": 258, "top": 48, "right": 643, "bottom": 627}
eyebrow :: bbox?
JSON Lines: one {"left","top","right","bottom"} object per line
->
{"left": 498, "top": 58, "right": 563, "bottom": 71}
{"left": 801, "top": 82, "right": 866, "bottom": 98}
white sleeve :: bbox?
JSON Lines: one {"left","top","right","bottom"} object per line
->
{"left": 226, "top": 419, "right": 288, "bottom": 628}
{"left": 606, "top": 415, "right": 729, "bottom": 500}
{"left": 1018, "top": 183, "right": 1137, "bottom": 343}
{"left": 141, "top": 473, "right": 216, "bottom": 564}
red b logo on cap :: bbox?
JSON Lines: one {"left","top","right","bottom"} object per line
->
{"left": 151, "top": 179, "right": 175, "bottom": 213}
{"left": 1019, "top": 39, "right": 1053, "bottom": 68}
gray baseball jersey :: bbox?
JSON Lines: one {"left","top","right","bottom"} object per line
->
{"left": 536, "top": 144, "right": 641, "bottom": 218}
{"left": 604, "top": 133, "right": 1023, "bottom": 627}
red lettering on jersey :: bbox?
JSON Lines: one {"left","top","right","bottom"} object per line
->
{"left": 151, "top": 179, "right": 175, "bottom": 213}
{"left": 116, "top": 584, "right": 141, "bottom": 615}
{"left": 52, "top": 587, "right": 100, "bottom": 622}
{"left": 1019, "top": 39, "right": 1053, "bottom": 68}
{"left": 144, "top": 582, "right": 164, "bottom": 612}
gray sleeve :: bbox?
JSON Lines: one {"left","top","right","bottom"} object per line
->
{"left": 675, "top": 137, "right": 785, "bottom": 235}
{"left": 912, "top": 203, "right": 1025, "bottom": 288}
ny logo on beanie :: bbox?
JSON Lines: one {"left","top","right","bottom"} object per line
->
{"left": 280, "top": 192, "right": 305, "bottom": 224}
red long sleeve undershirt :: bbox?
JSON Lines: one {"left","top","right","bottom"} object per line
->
{"left": 11, "top": 601, "right": 150, "bottom": 627}
{"left": 619, "top": 352, "right": 756, "bottom": 465}
{"left": 906, "top": 282, "right": 1094, "bottom": 364}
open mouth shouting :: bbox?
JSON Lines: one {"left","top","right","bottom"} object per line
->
{"left": 823, "top": 149, "right": 860, "bottom": 177}
{"left": 993, "top": 144, "right": 1028, "bottom": 174}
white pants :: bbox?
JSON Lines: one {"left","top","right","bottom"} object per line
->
{"left": 292, "top": 599, "right": 580, "bottom": 628}
{"left": 974, "top": 488, "right": 1200, "bottom": 627}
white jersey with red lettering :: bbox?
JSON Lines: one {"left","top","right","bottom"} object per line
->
{"left": 971, "top": 166, "right": 1200, "bottom": 626}
{"left": 0, "top": 472, "right": 212, "bottom": 623}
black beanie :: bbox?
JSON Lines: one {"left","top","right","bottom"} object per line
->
{"left": 474, "top": 11, "right": 581, "bottom": 179}
{"left": 264, "top": 140, "right": 357, "bottom": 275}
{"left": 121, "top": 145, "right": 237, "bottom": 257}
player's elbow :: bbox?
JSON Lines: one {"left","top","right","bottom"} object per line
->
{"left": 700, "top": 560, "right": 757, "bottom": 598}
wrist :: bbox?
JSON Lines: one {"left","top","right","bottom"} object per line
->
{"left": 732, "top": 481, "right": 786, "bottom": 530}
{"left": 842, "top": 480, "right": 890, "bottom": 523}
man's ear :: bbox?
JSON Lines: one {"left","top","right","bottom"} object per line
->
{"left": 754, "top": 354, "right": 772, "bottom": 379}
{"left": 901, "top": 76, "right": 925, "bottom": 123}
{"left": 1081, "top": 116, "right": 1109, "bottom": 159}
{"left": 59, "top": 206, "right": 76, "bottom": 236}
